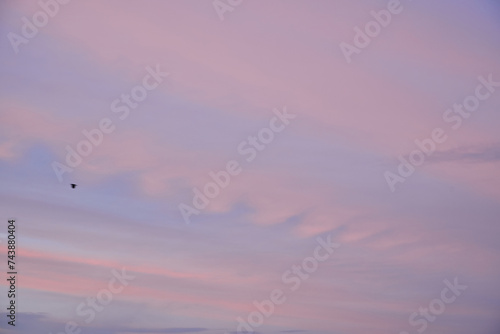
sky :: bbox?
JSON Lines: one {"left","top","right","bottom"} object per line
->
{"left": 1, "top": 0, "right": 500, "bottom": 333}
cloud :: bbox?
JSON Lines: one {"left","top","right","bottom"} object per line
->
{"left": 429, "top": 143, "right": 500, "bottom": 163}
{"left": 0, "top": 312, "right": 209, "bottom": 334}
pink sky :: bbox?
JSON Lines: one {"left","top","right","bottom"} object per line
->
{"left": 1, "top": 1, "right": 500, "bottom": 334}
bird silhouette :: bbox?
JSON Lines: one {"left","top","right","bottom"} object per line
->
{"left": 71, "top": 184, "right": 77, "bottom": 189}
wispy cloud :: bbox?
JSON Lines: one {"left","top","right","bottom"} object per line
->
{"left": 429, "top": 143, "right": 500, "bottom": 163}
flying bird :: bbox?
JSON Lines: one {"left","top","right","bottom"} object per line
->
{"left": 71, "top": 184, "right": 77, "bottom": 189}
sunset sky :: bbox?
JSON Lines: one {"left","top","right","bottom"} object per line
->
{"left": 1, "top": 1, "right": 500, "bottom": 333}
